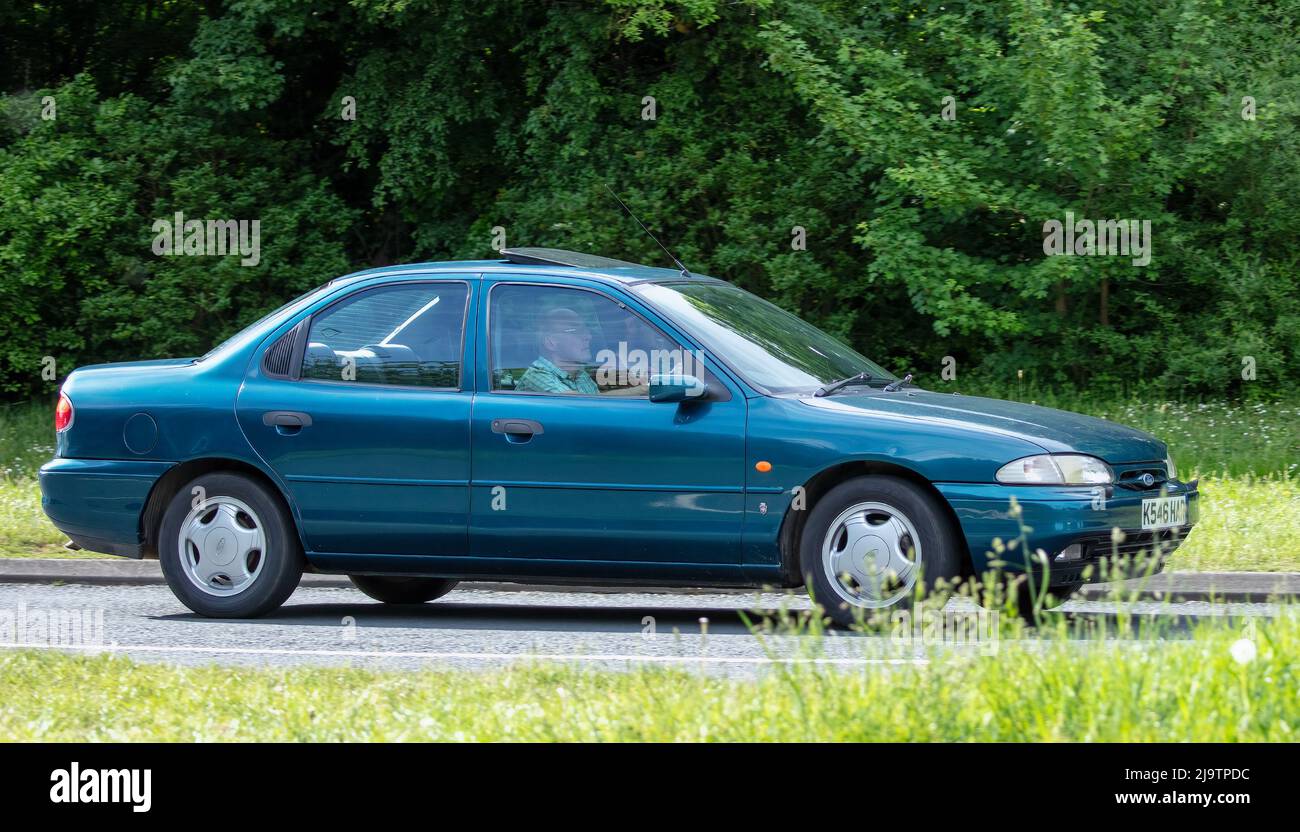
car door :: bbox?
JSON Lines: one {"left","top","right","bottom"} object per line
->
{"left": 470, "top": 279, "right": 748, "bottom": 573}
{"left": 236, "top": 277, "right": 475, "bottom": 557}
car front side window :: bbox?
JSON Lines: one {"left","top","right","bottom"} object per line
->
{"left": 490, "top": 284, "right": 685, "bottom": 398}
{"left": 300, "top": 281, "right": 469, "bottom": 388}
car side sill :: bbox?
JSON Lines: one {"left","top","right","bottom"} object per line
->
{"left": 307, "top": 552, "right": 785, "bottom": 588}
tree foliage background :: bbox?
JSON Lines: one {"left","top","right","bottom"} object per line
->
{"left": 1, "top": 0, "right": 1297, "bottom": 399}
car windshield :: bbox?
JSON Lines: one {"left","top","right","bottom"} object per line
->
{"left": 633, "top": 280, "right": 896, "bottom": 393}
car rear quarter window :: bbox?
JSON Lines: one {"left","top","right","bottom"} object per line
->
{"left": 301, "top": 282, "right": 469, "bottom": 388}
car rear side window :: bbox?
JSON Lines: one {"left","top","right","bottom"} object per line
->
{"left": 301, "top": 282, "right": 469, "bottom": 388}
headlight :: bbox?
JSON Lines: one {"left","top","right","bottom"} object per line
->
{"left": 1165, "top": 453, "right": 1177, "bottom": 481}
{"left": 996, "top": 454, "right": 1112, "bottom": 485}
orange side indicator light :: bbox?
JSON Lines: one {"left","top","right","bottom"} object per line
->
{"left": 755, "top": 460, "right": 773, "bottom": 473}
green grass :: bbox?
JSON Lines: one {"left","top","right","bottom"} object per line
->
{"left": 1, "top": 610, "right": 1295, "bottom": 741}
{"left": 0, "top": 401, "right": 54, "bottom": 480}
{"left": 0, "top": 478, "right": 70, "bottom": 556}
{"left": 1168, "top": 475, "right": 1300, "bottom": 572}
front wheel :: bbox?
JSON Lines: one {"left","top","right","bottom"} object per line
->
{"left": 801, "top": 475, "right": 963, "bottom": 627}
{"left": 348, "top": 575, "right": 458, "bottom": 604}
{"left": 1009, "top": 580, "right": 1080, "bottom": 623}
{"left": 158, "top": 472, "right": 304, "bottom": 618}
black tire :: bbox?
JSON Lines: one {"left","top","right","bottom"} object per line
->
{"left": 800, "top": 475, "right": 964, "bottom": 628}
{"left": 1048, "top": 584, "right": 1083, "bottom": 603}
{"left": 348, "top": 575, "right": 459, "bottom": 604}
{"left": 1010, "top": 580, "right": 1079, "bottom": 623}
{"left": 158, "top": 472, "right": 304, "bottom": 618}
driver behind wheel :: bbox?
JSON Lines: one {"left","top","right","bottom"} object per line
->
{"left": 517, "top": 307, "right": 599, "bottom": 394}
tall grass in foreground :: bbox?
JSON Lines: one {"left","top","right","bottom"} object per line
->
{"left": 0, "top": 609, "right": 1294, "bottom": 741}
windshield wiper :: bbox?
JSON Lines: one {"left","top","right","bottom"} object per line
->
{"left": 814, "top": 372, "right": 876, "bottom": 397}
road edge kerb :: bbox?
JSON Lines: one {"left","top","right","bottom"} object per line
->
{"left": 0, "top": 558, "right": 1297, "bottom": 602}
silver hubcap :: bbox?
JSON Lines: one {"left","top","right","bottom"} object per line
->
{"left": 177, "top": 497, "right": 266, "bottom": 597}
{"left": 821, "top": 501, "right": 921, "bottom": 609}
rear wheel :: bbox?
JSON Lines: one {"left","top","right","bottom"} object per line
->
{"left": 159, "top": 472, "right": 304, "bottom": 618}
{"left": 349, "top": 575, "right": 458, "bottom": 604}
{"left": 801, "top": 475, "right": 963, "bottom": 627}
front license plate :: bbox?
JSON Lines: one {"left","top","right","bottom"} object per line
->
{"left": 1141, "top": 495, "right": 1187, "bottom": 530}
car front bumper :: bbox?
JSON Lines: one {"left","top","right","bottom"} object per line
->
{"left": 935, "top": 478, "right": 1200, "bottom": 587}
{"left": 38, "top": 458, "right": 175, "bottom": 558}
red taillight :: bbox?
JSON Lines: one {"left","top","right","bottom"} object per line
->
{"left": 55, "top": 392, "right": 73, "bottom": 433}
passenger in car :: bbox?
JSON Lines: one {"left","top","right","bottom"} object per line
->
{"left": 517, "top": 307, "right": 600, "bottom": 394}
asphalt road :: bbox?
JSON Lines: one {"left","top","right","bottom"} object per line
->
{"left": 0, "top": 582, "right": 1279, "bottom": 677}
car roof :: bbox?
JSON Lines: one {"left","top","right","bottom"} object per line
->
{"left": 328, "top": 248, "right": 728, "bottom": 289}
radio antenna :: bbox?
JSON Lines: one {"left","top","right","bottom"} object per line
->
{"left": 604, "top": 184, "right": 691, "bottom": 277}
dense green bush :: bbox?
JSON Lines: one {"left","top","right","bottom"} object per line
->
{"left": 1, "top": 0, "right": 1296, "bottom": 399}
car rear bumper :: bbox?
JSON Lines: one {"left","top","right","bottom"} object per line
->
{"left": 38, "top": 458, "right": 175, "bottom": 559}
{"left": 936, "top": 479, "right": 1200, "bottom": 587}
